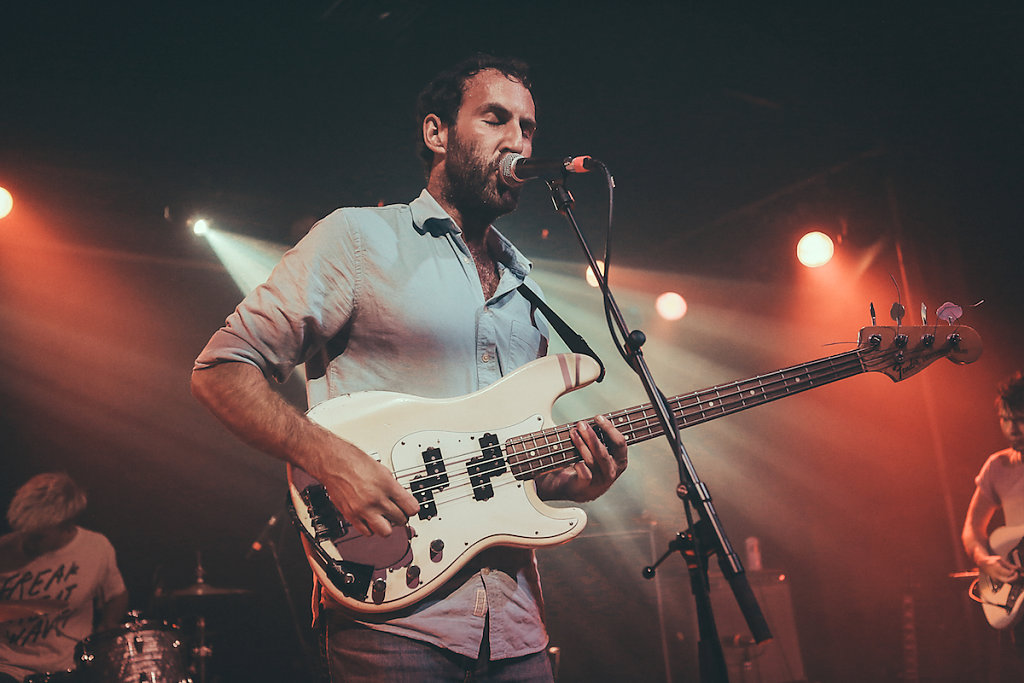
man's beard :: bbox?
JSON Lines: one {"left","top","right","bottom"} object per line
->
{"left": 442, "top": 129, "right": 522, "bottom": 227}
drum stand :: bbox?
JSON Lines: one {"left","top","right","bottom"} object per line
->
{"left": 190, "top": 553, "right": 213, "bottom": 683}
{"left": 167, "top": 551, "right": 249, "bottom": 683}
{"left": 193, "top": 614, "right": 211, "bottom": 683}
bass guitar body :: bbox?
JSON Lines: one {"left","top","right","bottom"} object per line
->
{"left": 287, "top": 353, "right": 600, "bottom": 614}
{"left": 972, "top": 524, "right": 1024, "bottom": 629}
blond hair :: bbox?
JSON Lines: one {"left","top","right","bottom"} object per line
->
{"left": 7, "top": 472, "right": 87, "bottom": 533}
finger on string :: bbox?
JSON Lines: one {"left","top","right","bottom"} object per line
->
{"left": 572, "top": 423, "right": 595, "bottom": 466}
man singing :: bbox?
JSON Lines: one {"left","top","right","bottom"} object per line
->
{"left": 191, "top": 54, "right": 628, "bottom": 681}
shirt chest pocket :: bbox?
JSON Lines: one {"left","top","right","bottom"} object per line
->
{"left": 502, "top": 320, "right": 548, "bottom": 372}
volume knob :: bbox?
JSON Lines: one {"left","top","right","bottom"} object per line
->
{"left": 406, "top": 565, "right": 421, "bottom": 587}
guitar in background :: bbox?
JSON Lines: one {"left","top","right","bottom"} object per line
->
{"left": 970, "top": 525, "right": 1024, "bottom": 629}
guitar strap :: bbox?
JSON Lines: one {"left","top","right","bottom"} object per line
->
{"left": 517, "top": 283, "right": 606, "bottom": 382}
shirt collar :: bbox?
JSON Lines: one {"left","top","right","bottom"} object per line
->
{"left": 487, "top": 225, "right": 533, "bottom": 280}
{"left": 409, "top": 189, "right": 533, "bottom": 278}
{"left": 410, "top": 189, "right": 458, "bottom": 237}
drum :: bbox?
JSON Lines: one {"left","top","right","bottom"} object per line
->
{"left": 75, "top": 618, "right": 190, "bottom": 683}
{"left": 24, "top": 672, "right": 77, "bottom": 683}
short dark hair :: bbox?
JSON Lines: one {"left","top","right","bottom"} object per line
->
{"left": 415, "top": 54, "right": 532, "bottom": 171}
{"left": 996, "top": 371, "right": 1024, "bottom": 414}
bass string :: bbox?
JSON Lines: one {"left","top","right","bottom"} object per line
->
{"left": 403, "top": 351, "right": 868, "bottom": 498}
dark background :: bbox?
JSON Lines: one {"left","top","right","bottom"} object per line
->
{"left": 2, "top": 2, "right": 1022, "bottom": 681}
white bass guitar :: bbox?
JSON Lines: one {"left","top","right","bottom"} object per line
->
{"left": 288, "top": 325, "right": 981, "bottom": 613}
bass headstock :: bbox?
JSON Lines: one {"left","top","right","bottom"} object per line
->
{"left": 857, "top": 325, "right": 982, "bottom": 382}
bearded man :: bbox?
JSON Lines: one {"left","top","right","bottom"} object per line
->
{"left": 191, "top": 54, "right": 628, "bottom": 681}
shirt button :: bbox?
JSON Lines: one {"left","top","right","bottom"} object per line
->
{"left": 481, "top": 568, "right": 490, "bottom": 575}
{"left": 481, "top": 353, "right": 491, "bottom": 362}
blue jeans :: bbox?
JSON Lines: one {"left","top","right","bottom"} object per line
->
{"left": 323, "top": 621, "right": 553, "bottom": 683}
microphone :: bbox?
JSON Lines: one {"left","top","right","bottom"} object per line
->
{"left": 245, "top": 512, "right": 282, "bottom": 560}
{"left": 499, "top": 153, "right": 593, "bottom": 184}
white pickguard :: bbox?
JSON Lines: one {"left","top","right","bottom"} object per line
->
{"left": 287, "top": 353, "right": 600, "bottom": 613}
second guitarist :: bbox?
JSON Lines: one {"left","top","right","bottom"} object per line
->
{"left": 963, "top": 371, "right": 1024, "bottom": 643}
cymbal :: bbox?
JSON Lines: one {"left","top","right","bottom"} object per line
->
{"left": 0, "top": 599, "right": 68, "bottom": 623}
{"left": 949, "top": 569, "right": 980, "bottom": 579}
{"left": 169, "top": 582, "right": 251, "bottom": 598}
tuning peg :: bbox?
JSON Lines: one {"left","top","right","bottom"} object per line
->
{"left": 869, "top": 302, "right": 876, "bottom": 326}
{"left": 921, "top": 303, "right": 927, "bottom": 326}
{"left": 936, "top": 301, "right": 963, "bottom": 324}
{"left": 890, "top": 302, "right": 905, "bottom": 324}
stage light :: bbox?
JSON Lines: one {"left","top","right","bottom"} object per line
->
{"left": 0, "top": 186, "right": 13, "bottom": 219}
{"left": 585, "top": 260, "right": 605, "bottom": 287}
{"left": 192, "top": 218, "right": 210, "bottom": 236}
{"left": 655, "top": 292, "right": 688, "bottom": 321}
{"left": 796, "top": 231, "right": 834, "bottom": 268}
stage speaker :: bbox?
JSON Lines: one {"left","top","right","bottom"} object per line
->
{"left": 538, "top": 527, "right": 692, "bottom": 682}
{"left": 538, "top": 527, "right": 806, "bottom": 682}
{"left": 706, "top": 566, "right": 806, "bottom": 683}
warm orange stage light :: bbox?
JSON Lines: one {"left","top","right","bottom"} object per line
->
{"left": 0, "top": 187, "right": 13, "bottom": 219}
{"left": 796, "top": 230, "right": 834, "bottom": 267}
{"left": 655, "top": 291, "right": 688, "bottom": 320}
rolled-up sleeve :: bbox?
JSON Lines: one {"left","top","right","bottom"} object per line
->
{"left": 194, "top": 211, "right": 363, "bottom": 383}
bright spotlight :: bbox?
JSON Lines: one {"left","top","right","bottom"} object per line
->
{"left": 656, "top": 292, "right": 688, "bottom": 321}
{"left": 192, "top": 218, "right": 211, "bottom": 236}
{"left": 585, "top": 260, "right": 606, "bottom": 288}
{"left": 0, "top": 186, "right": 13, "bottom": 219}
{"left": 796, "top": 231, "right": 834, "bottom": 268}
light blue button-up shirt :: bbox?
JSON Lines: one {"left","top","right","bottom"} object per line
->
{"left": 196, "top": 189, "right": 551, "bottom": 659}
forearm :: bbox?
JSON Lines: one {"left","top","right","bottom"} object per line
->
{"left": 97, "top": 591, "right": 129, "bottom": 631}
{"left": 191, "top": 361, "right": 446, "bottom": 537}
{"left": 962, "top": 487, "right": 997, "bottom": 565}
{"left": 190, "top": 362, "right": 340, "bottom": 481}
{"left": 962, "top": 525, "right": 992, "bottom": 566}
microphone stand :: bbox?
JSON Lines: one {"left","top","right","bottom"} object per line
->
{"left": 251, "top": 504, "right": 319, "bottom": 680}
{"left": 545, "top": 177, "right": 772, "bottom": 682}
{"left": 265, "top": 534, "right": 319, "bottom": 681}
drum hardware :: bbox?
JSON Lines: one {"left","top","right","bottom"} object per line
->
{"left": 165, "top": 551, "right": 251, "bottom": 683}
{"left": 0, "top": 598, "right": 68, "bottom": 623}
{"left": 24, "top": 672, "right": 76, "bottom": 682}
{"left": 167, "top": 550, "right": 251, "bottom": 600}
{"left": 168, "top": 583, "right": 251, "bottom": 598}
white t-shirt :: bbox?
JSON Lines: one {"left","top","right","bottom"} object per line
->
{"left": 976, "top": 448, "right": 1024, "bottom": 526}
{"left": 0, "top": 527, "right": 126, "bottom": 679}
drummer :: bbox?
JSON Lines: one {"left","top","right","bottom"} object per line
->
{"left": 0, "top": 473, "right": 129, "bottom": 682}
